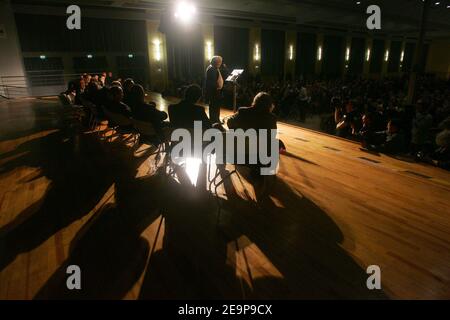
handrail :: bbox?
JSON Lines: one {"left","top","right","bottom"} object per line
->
{"left": 0, "top": 70, "right": 111, "bottom": 99}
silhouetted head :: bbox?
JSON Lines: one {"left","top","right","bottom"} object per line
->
{"left": 129, "top": 84, "right": 145, "bottom": 105}
{"left": 184, "top": 84, "right": 202, "bottom": 104}
{"left": 331, "top": 96, "right": 342, "bottom": 109}
{"left": 123, "top": 78, "right": 135, "bottom": 93}
{"left": 252, "top": 92, "right": 273, "bottom": 112}
{"left": 110, "top": 85, "right": 123, "bottom": 103}
{"left": 388, "top": 118, "right": 401, "bottom": 134}
{"left": 111, "top": 81, "right": 122, "bottom": 88}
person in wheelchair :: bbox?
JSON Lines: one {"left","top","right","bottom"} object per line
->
{"left": 128, "top": 84, "right": 168, "bottom": 139}
{"left": 227, "top": 91, "right": 277, "bottom": 132}
{"left": 106, "top": 86, "right": 132, "bottom": 117}
{"left": 226, "top": 92, "right": 278, "bottom": 180}
{"left": 168, "top": 84, "right": 212, "bottom": 130}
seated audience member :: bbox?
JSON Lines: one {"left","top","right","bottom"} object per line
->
{"left": 168, "top": 84, "right": 212, "bottom": 130}
{"left": 106, "top": 85, "right": 132, "bottom": 118}
{"left": 110, "top": 80, "right": 122, "bottom": 88}
{"left": 227, "top": 92, "right": 278, "bottom": 173}
{"left": 431, "top": 117, "right": 450, "bottom": 169}
{"left": 84, "top": 81, "right": 100, "bottom": 104}
{"left": 75, "top": 78, "right": 86, "bottom": 105}
{"left": 128, "top": 84, "right": 168, "bottom": 135}
{"left": 82, "top": 74, "right": 92, "bottom": 87}
{"left": 227, "top": 92, "right": 279, "bottom": 198}
{"left": 122, "top": 78, "right": 135, "bottom": 106}
{"left": 370, "top": 118, "right": 407, "bottom": 154}
{"left": 335, "top": 98, "right": 358, "bottom": 138}
{"left": 99, "top": 72, "right": 107, "bottom": 87}
{"left": 297, "top": 83, "right": 309, "bottom": 122}
{"left": 354, "top": 113, "right": 376, "bottom": 148}
{"left": 106, "top": 72, "right": 114, "bottom": 86}
{"left": 411, "top": 100, "right": 433, "bottom": 155}
{"left": 227, "top": 91, "right": 277, "bottom": 131}
{"left": 61, "top": 81, "right": 77, "bottom": 105}
{"left": 97, "top": 84, "right": 110, "bottom": 107}
{"left": 418, "top": 117, "right": 450, "bottom": 170}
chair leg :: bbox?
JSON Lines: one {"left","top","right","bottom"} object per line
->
{"left": 212, "top": 168, "right": 237, "bottom": 227}
{"left": 154, "top": 144, "right": 162, "bottom": 168}
{"left": 88, "top": 113, "right": 94, "bottom": 130}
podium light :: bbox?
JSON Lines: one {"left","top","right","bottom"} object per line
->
{"left": 384, "top": 49, "right": 389, "bottom": 62}
{"left": 366, "top": 48, "right": 371, "bottom": 61}
{"left": 345, "top": 47, "right": 350, "bottom": 61}
{"left": 289, "top": 45, "right": 294, "bottom": 61}
{"left": 400, "top": 50, "right": 404, "bottom": 62}
{"left": 317, "top": 46, "right": 322, "bottom": 61}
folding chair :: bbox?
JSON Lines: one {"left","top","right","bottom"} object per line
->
{"left": 133, "top": 119, "right": 169, "bottom": 170}
{"left": 207, "top": 135, "right": 280, "bottom": 225}
{"left": 101, "top": 106, "right": 137, "bottom": 143}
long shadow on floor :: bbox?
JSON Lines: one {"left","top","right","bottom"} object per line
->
{"left": 0, "top": 130, "right": 115, "bottom": 271}
{"left": 138, "top": 168, "right": 388, "bottom": 299}
{"left": 0, "top": 100, "right": 69, "bottom": 142}
{"left": 29, "top": 147, "right": 388, "bottom": 299}
{"left": 33, "top": 168, "right": 167, "bottom": 299}
{"left": 220, "top": 173, "right": 387, "bottom": 299}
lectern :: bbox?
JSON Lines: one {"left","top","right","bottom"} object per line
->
{"left": 226, "top": 69, "right": 244, "bottom": 112}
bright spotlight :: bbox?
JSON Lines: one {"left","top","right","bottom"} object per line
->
{"left": 185, "top": 157, "right": 202, "bottom": 186}
{"left": 174, "top": 1, "right": 197, "bottom": 24}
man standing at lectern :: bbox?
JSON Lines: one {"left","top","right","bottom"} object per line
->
{"left": 205, "top": 56, "right": 224, "bottom": 124}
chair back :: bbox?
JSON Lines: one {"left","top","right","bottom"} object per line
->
{"left": 101, "top": 106, "right": 132, "bottom": 127}
{"left": 58, "top": 93, "right": 72, "bottom": 106}
{"left": 133, "top": 119, "right": 158, "bottom": 137}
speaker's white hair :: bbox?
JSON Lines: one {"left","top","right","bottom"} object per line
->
{"left": 210, "top": 55, "right": 223, "bottom": 66}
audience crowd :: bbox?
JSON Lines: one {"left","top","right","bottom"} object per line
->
{"left": 232, "top": 75, "right": 450, "bottom": 169}
{"left": 61, "top": 71, "right": 450, "bottom": 171}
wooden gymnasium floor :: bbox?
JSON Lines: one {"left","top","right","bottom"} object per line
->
{"left": 0, "top": 93, "right": 449, "bottom": 300}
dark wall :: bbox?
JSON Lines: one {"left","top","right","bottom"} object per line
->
{"left": 322, "top": 35, "right": 344, "bottom": 78}
{"left": 388, "top": 41, "right": 402, "bottom": 73}
{"left": 117, "top": 55, "right": 148, "bottom": 85}
{"left": 349, "top": 37, "right": 365, "bottom": 75}
{"left": 166, "top": 24, "right": 204, "bottom": 84}
{"left": 214, "top": 25, "right": 249, "bottom": 70}
{"left": 23, "top": 57, "right": 64, "bottom": 86}
{"left": 15, "top": 14, "right": 147, "bottom": 53}
{"left": 73, "top": 56, "right": 108, "bottom": 74}
{"left": 296, "top": 32, "right": 316, "bottom": 79}
{"left": 261, "top": 29, "right": 285, "bottom": 78}
{"left": 402, "top": 42, "right": 415, "bottom": 72}
{"left": 370, "top": 39, "right": 384, "bottom": 73}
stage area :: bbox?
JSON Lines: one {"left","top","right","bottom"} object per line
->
{"left": 0, "top": 94, "right": 449, "bottom": 299}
